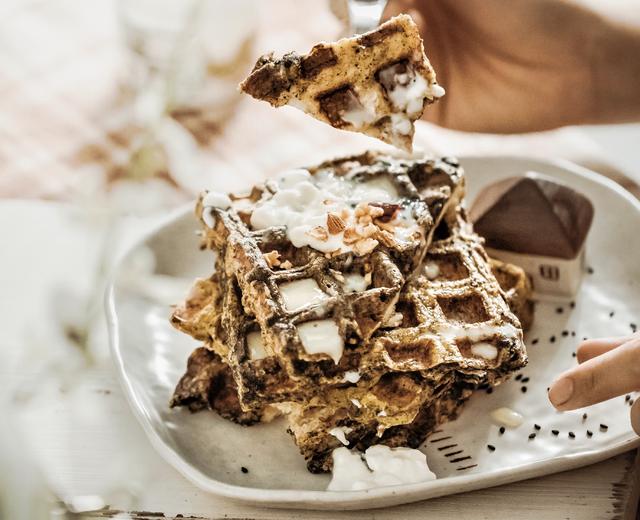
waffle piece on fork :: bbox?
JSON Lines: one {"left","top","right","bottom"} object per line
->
{"left": 240, "top": 15, "right": 444, "bottom": 151}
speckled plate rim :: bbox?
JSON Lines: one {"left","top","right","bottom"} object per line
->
{"left": 106, "top": 156, "right": 640, "bottom": 510}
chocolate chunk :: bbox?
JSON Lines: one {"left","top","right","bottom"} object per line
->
{"left": 301, "top": 45, "right": 338, "bottom": 79}
{"left": 470, "top": 174, "right": 594, "bottom": 259}
{"left": 358, "top": 23, "right": 402, "bottom": 47}
{"left": 318, "top": 86, "right": 360, "bottom": 126}
{"left": 369, "top": 202, "right": 401, "bottom": 222}
{"left": 240, "top": 54, "right": 297, "bottom": 104}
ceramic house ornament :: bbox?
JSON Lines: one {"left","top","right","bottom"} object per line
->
{"left": 470, "top": 172, "right": 594, "bottom": 300}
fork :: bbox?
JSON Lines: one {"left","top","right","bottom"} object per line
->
{"left": 347, "top": 0, "right": 388, "bottom": 34}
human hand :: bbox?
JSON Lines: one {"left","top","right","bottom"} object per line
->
{"left": 384, "top": 0, "right": 640, "bottom": 133}
{"left": 548, "top": 334, "right": 640, "bottom": 435}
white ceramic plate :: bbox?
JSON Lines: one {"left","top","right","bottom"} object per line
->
{"left": 106, "top": 156, "right": 640, "bottom": 510}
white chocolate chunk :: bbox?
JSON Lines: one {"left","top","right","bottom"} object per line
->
{"left": 297, "top": 319, "right": 344, "bottom": 364}
{"left": 247, "top": 331, "right": 267, "bottom": 360}
{"left": 470, "top": 342, "right": 498, "bottom": 360}
{"left": 279, "top": 278, "right": 328, "bottom": 312}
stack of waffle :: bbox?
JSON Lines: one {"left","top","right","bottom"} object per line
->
{"left": 170, "top": 152, "right": 532, "bottom": 472}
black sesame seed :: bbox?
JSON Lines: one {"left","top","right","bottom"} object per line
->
{"left": 487, "top": 444, "right": 496, "bottom": 452}
{"left": 546, "top": 387, "right": 550, "bottom": 392}
{"left": 529, "top": 433, "right": 536, "bottom": 440}
{"left": 587, "top": 267, "right": 594, "bottom": 274}
{"left": 626, "top": 395, "right": 631, "bottom": 402}
{"left": 572, "top": 352, "right": 577, "bottom": 358}
{"left": 531, "top": 338, "right": 539, "bottom": 345}
{"left": 600, "top": 424, "right": 608, "bottom": 431}
{"left": 556, "top": 307, "right": 564, "bottom": 314}
{"left": 521, "top": 386, "right": 528, "bottom": 393}
{"left": 551, "top": 429, "right": 559, "bottom": 436}
{"left": 586, "top": 430, "right": 593, "bottom": 437}
{"left": 499, "top": 426, "right": 506, "bottom": 435}
{"left": 521, "top": 377, "right": 530, "bottom": 383}
{"left": 562, "top": 330, "right": 569, "bottom": 337}
{"left": 241, "top": 466, "right": 249, "bottom": 473}
{"left": 582, "top": 413, "right": 588, "bottom": 420}
{"left": 550, "top": 336, "right": 556, "bottom": 343}
{"left": 609, "top": 311, "right": 615, "bottom": 318}
{"left": 568, "top": 432, "right": 576, "bottom": 438}
{"left": 515, "top": 374, "right": 522, "bottom": 381}
{"left": 534, "top": 424, "right": 541, "bottom": 431}
{"left": 630, "top": 399, "right": 635, "bottom": 406}
{"left": 570, "top": 301, "right": 575, "bottom": 308}
{"left": 571, "top": 331, "right": 576, "bottom": 337}
{"left": 631, "top": 323, "right": 637, "bottom": 331}
{"left": 582, "top": 337, "right": 588, "bottom": 341}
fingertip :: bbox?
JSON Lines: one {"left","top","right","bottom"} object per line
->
{"left": 548, "top": 377, "right": 575, "bottom": 409}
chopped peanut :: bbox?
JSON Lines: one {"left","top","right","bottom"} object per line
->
{"left": 343, "top": 227, "right": 361, "bottom": 245}
{"left": 307, "top": 226, "right": 329, "bottom": 241}
{"left": 353, "top": 238, "right": 378, "bottom": 256}
{"left": 376, "top": 229, "right": 396, "bottom": 247}
{"left": 263, "top": 250, "right": 281, "bottom": 267}
{"left": 367, "top": 205, "right": 385, "bottom": 218}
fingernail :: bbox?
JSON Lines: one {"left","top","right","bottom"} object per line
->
{"left": 549, "top": 377, "right": 574, "bottom": 407}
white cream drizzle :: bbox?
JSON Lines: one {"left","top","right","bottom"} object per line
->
{"left": 248, "top": 169, "right": 419, "bottom": 254}
{"left": 343, "top": 272, "right": 369, "bottom": 293}
{"left": 327, "top": 445, "right": 436, "bottom": 491}
{"left": 279, "top": 278, "right": 328, "bottom": 312}
{"left": 350, "top": 398, "right": 362, "bottom": 408}
{"left": 439, "top": 324, "right": 520, "bottom": 343}
{"left": 390, "top": 113, "right": 412, "bottom": 136}
{"left": 429, "top": 84, "right": 446, "bottom": 99}
{"left": 379, "top": 66, "right": 428, "bottom": 118}
{"left": 343, "top": 370, "right": 361, "bottom": 383}
{"left": 329, "top": 426, "right": 353, "bottom": 446}
{"left": 297, "top": 319, "right": 344, "bottom": 364}
{"left": 201, "top": 191, "right": 232, "bottom": 227}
